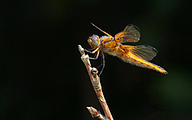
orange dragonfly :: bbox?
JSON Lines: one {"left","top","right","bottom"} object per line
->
{"left": 85, "top": 23, "right": 168, "bottom": 76}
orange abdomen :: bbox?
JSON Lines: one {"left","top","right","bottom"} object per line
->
{"left": 119, "top": 52, "right": 167, "bottom": 74}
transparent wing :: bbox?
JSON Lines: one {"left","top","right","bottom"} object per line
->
{"left": 117, "top": 45, "right": 167, "bottom": 74}
{"left": 132, "top": 45, "right": 157, "bottom": 61}
{"left": 121, "top": 45, "right": 157, "bottom": 61}
{"left": 115, "top": 24, "right": 140, "bottom": 43}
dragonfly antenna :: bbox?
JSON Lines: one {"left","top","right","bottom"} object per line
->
{"left": 91, "top": 23, "right": 113, "bottom": 38}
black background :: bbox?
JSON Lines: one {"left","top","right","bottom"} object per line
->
{"left": 1, "top": 0, "right": 192, "bottom": 120}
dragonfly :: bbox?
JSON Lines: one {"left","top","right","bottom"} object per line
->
{"left": 85, "top": 23, "right": 168, "bottom": 76}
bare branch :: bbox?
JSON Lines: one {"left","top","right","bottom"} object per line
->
{"left": 78, "top": 45, "right": 114, "bottom": 120}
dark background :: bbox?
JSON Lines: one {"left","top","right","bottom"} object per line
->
{"left": 1, "top": 0, "right": 192, "bottom": 120}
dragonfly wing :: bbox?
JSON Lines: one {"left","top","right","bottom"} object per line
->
{"left": 131, "top": 45, "right": 157, "bottom": 61}
{"left": 120, "top": 45, "right": 157, "bottom": 61}
{"left": 115, "top": 24, "right": 140, "bottom": 43}
{"left": 118, "top": 45, "right": 167, "bottom": 74}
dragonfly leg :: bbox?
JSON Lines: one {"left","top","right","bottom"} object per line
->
{"left": 90, "top": 50, "right": 100, "bottom": 60}
{"left": 84, "top": 49, "right": 92, "bottom": 53}
{"left": 84, "top": 48, "right": 105, "bottom": 76}
{"left": 84, "top": 49, "right": 100, "bottom": 60}
{"left": 98, "top": 52, "right": 105, "bottom": 76}
{"left": 96, "top": 57, "right": 103, "bottom": 69}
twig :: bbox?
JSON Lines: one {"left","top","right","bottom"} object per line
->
{"left": 78, "top": 45, "right": 114, "bottom": 120}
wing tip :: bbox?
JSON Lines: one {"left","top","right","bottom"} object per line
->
{"left": 127, "top": 24, "right": 140, "bottom": 32}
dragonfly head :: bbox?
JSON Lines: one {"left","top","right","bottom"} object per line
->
{"left": 88, "top": 34, "right": 100, "bottom": 47}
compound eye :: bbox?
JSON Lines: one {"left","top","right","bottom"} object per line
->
{"left": 91, "top": 35, "right": 99, "bottom": 45}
